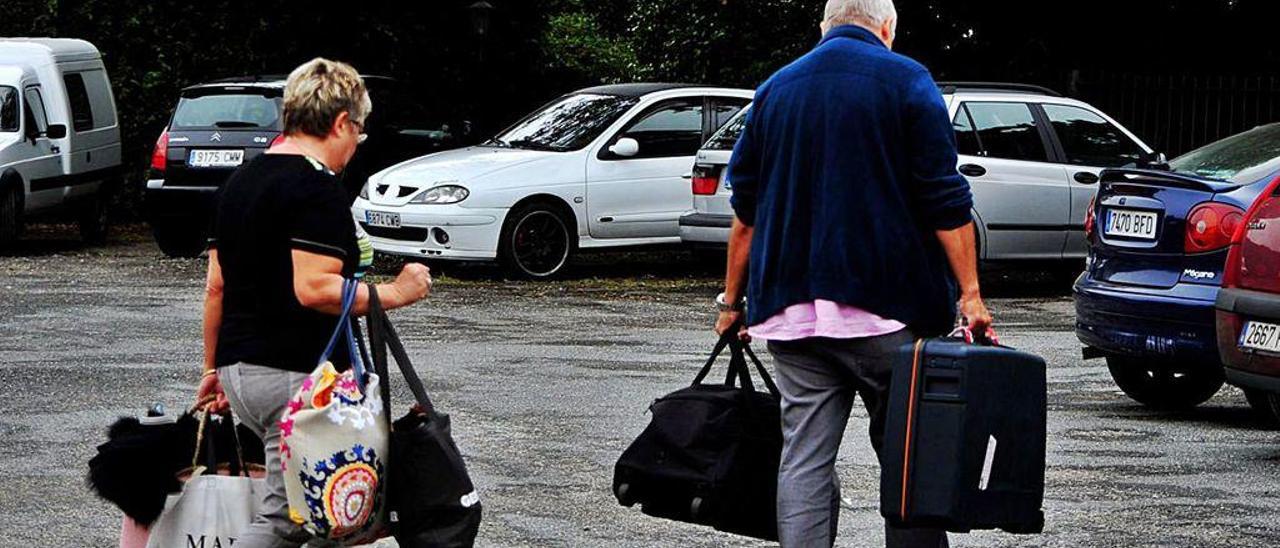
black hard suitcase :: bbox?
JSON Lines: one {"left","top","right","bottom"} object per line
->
{"left": 880, "top": 335, "right": 1047, "bottom": 534}
{"left": 613, "top": 331, "right": 782, "bottom": 541}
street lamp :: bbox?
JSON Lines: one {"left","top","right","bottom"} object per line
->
{"left": 468, "top": 1, "right": 495, "bottom": 36}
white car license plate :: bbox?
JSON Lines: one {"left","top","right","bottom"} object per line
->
{"left": 188, "top": 149, "right": 244, "bottom": 168}
{"left": 365, "top": 211, "right": 401, "bottom": 228}
{"left": 1240, "top": 321, "right": 1280, "bottom": 354}
{"left": 1104, "top": 209, "right": 1159, "bottom": 240}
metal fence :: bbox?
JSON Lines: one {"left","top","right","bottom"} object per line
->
{"left": 1069, "top": 71, "right": 1280, "bottom": 157}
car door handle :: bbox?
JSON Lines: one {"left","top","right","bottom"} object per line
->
{"left": 681, "top": 172, "right": 692, "bottom": 180}
{"left": 1074, "top": 172, "right": 1100, "bottom": 185}
{"left": 958, "top": 164, "right": 987, "bottom": 177}
{"left": 50, "top": 145, "right": 60, "bottom": 154}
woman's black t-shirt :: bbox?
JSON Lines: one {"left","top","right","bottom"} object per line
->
{"left": 210, "top": 154, "right": 373, "bottom": 373}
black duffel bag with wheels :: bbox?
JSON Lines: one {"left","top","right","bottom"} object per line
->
{"left": 366, "top": 284, "right": 482, "bottom": 548}
{"left": 612, "top": 328, "right": 782, "bottom": 541}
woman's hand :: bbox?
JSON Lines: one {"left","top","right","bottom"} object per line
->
{"left": 195, "top": 370, "right": 230, "bottom": 413}
{"left": 392, "top": 263, "right": 432, "bottom": 305}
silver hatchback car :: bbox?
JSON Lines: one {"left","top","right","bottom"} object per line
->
{"left": 679, "top": 83, "right": 1155, "bottom": 263}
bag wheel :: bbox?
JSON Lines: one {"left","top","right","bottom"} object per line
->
{"left": 690, "top": 496, "right": 704, "bottom": 519}
{"left": 615, "top": 483, "right": 635, "bottom": 507}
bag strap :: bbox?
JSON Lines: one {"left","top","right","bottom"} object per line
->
{"left": 693, "top": 325, "right": 779, "bottom": 396}
{"left": 318, "top": 279, "right": 371, "bottom": 393}
{"left": 319, "top": 279, "right": 358, "bottom": 364}
{"left": 692, "top": 327, "right": 739, "bottom": 386}
{"left": 723, "top": 339, "right": 754, "bottom": 391}
{"left": 189, "top": 410, "right": 252, "bottom": 477}
{"left": 741, "top": 342, "right": 781, "bottom": 397}
{"left": 367, "top": 283, "right": 436, "bottom": 416}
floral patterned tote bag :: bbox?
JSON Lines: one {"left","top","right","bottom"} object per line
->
{"left": 280, "top": 279, "right": 389, "bottom": 543}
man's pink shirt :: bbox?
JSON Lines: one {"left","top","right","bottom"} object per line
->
{"left": 748, "top": 300, "right": 906, "bottom": 341}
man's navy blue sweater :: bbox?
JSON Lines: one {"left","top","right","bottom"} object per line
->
{"left": 728, "top": 25, "right": 974, "bottom": 336}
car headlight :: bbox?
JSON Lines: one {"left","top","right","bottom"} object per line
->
{"left": 411, "top": 184, "right": 470, "bottom": 205}
{"left": 358, "top": 182, "right": 370, "bottom": 200}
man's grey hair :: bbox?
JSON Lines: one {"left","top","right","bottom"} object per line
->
{"left": 823, "top": 0, "right": 898, "bottom": 29}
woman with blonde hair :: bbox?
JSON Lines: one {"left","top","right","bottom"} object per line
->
{"left": 195, "top": 58, "right": 432, "bottom": 547}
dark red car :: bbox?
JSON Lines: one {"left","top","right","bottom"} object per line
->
{"left": 1215, "top": 175, "right": 1280, "bottom": 424}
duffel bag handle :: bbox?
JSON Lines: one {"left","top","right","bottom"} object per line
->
{"left": 692, "top": 324, "right": 781, "bottom": 398}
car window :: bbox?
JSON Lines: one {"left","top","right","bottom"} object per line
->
{"left": 620, "top": 100, "right": 704, "bottom": 159}
{"left": 79, "top": 69, "right": 117, "bottom": 128}
{"left": 0, "top": 87, "right": 16, "bottom": 132}
{"left": 171, "top": 93, "right": 281, "bottom": 129}
{"left": 704, "top": 107, "right": 749, "bottom": 151}
{"left": 709, "top": 98, "right": 748, "bottom": 131}
{"left": 952, "top": 105, "right": 982, "bottom": 156}
{"left": 491, "top": 93, "right": 639, "bottom": 152}
{"left": 1170, "top": 123, "right": 1280, "bottom": 182}
{"left": 1042, "top": 104, "right": 1144, "bottom": 167}
{"left": 24, "top": 87, "right": 48, "bottom": 134}
{"left": 63, "top": 73, "right": 94, "bottom": 132}
{"left": 963, "top": 102, "right": 1048, "bottom": 162}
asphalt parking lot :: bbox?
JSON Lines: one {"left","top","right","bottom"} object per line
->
{"left": 2, "top": 225, "right": 1280, "bottom": 548}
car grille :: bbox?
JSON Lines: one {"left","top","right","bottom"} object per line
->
{"left": 361, "top": 223, "right": 429, "bottom": 242}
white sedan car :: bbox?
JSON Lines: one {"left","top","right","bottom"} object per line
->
{"left": 352, "top": 83, "right": 753, "bottom": 277}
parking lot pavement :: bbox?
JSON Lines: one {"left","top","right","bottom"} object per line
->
{"left": 2, "top": 226, "right": 1280, "bottom": 547}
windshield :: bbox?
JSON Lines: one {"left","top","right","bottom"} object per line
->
{"left": 171, "top": 93, "right": 281, "bottom": 129}
{"left": 488, "top": 93, "right": 639, "bottom": 152}
{"left": 703, "top": 107, "right": 749, "bottom": 151}
{"left": 1170, "top": 123, "right": 1280, "bottom": 182}
{"left": 0, "top": 86, "right": 16, "bottom": 132}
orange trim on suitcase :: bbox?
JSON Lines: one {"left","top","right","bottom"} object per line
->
{"left": 900, "top": 339, "right": 925, "bottom": 520}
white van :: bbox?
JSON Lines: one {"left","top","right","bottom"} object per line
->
{"left": 0, "top": 38, "right": 121, "bottom": 246}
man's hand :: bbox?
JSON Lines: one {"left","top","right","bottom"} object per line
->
{"left": 958, "top": 292, "right": 993, "bottom": 338}
{"left": 714, "top": 310, "right": 751, "bottom": 342}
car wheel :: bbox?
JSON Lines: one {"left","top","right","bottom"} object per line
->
{"left": 78, "top": 188, "right": 112, "bottom": 245}
{"left": 1106, "top": 356, "right": 1224, "bottom": 410}
{"left": 0, "top": 185, "right": 20, "bottom": 248}
{"left": 1243, "top": 388, "right": 1280, "bottom": 428}
{"left": 499, "top": 203, "right": 573, "bottom": 279}
{"left": 152, "top": 222, "right": 206, "bottom": 258}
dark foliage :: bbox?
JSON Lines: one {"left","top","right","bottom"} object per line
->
{"left": 3, "top": 0, "right": 1278, "bottom": 217}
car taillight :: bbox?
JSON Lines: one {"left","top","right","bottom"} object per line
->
{"left": 1223, "top": 176, "right": 1280, "bottom": 288}
{"left": 270, "top": 133, "right": 286, "bottom": 148}
{"left": 691, "top": 166, "right": 721, "bottom": 196}
{"left": 1185, "top": 202, "right": 1245, "bottom": 254}
{"left": 1083, "top": 199, "right": 1096, "bottom": 241}
{"left": 150, "top": 128, "right": 169, "bottom": 172}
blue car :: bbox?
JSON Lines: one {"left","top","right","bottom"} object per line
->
{"left": 1075, "top": 124, "right": 1280, "bottom": 409}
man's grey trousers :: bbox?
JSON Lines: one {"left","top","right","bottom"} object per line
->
{"left": 768, "top": 331, "right": 949, "bottom": 548}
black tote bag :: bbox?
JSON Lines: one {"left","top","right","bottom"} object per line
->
{"left": 612, "top": 328, "right": 783, "bottom": 540}
{"left": 366, "top": 284, "right": 482, "bottom": 548}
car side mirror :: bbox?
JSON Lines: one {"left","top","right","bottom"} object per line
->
{"left": 1139, "top": 150, "right": 1170, "bottom": 171}
{"left": 44, "top": 124, "right": 67, "bottom": 139}
{"left": 609, "top": 137, "right": 640, "bottom": 158}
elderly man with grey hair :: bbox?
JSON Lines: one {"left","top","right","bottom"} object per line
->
{"left": 716, "top": 0, "right": 990, "bottom": 546}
